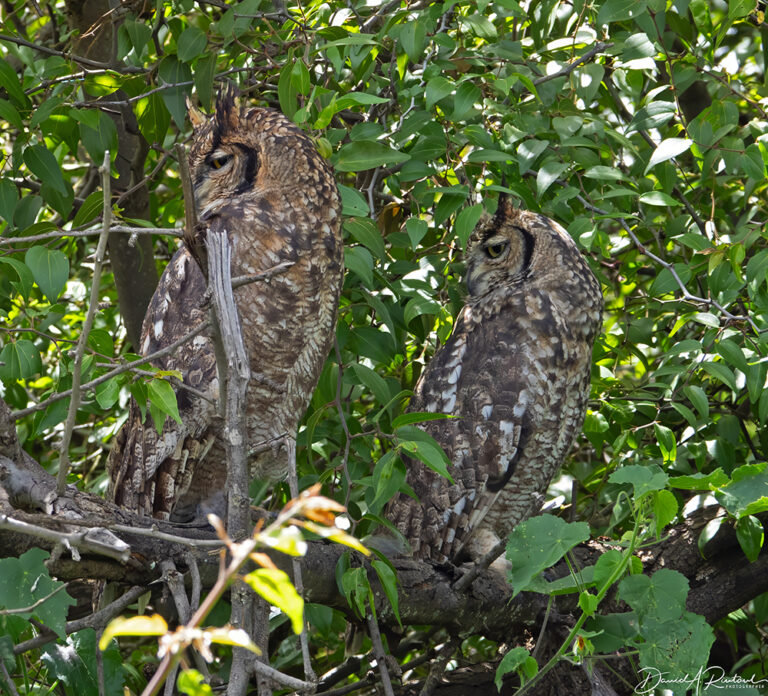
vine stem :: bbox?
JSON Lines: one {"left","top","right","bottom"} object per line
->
{"left": 514, "top": 496, "right": 641, "bottom": 696}
{"left": 56, "top": 150, "right": 112, "bottom": 495}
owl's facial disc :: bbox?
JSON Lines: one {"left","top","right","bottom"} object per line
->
{"left": 194, "top": 140, "right": 260, "bottom": 213}
{"left": 466, "top": 225, "right": 534, "bottom": 297}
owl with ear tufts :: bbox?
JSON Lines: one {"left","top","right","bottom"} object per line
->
{"left": 108, "top": 87, "right": 343, "bottom": 521}
{"left": 386, "top": 196, "right": 602, "bottom": 566}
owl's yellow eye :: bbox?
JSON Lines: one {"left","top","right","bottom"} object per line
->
{"left": 485, "top": 242, "right": 507, "bottom": 258}
{"left": 209, "top": 154, "right": 232, "bottom": 170}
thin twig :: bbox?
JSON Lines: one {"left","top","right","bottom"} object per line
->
{"left": 56, "top": 151, "right": 113, "bottom": 495}
{"left": 0, "top": 660, "right": 21, "bottom": 696}
{"left": 532, "top": 42, "right": 612, "bottom": 86}
{"left": 0, "top": 513, "right": 131, "bottom": 562}
{"left": 12, "top": 321, "right": 211, "bottom": 419}
{"left": 287, "top": 437, "right": 317, "bottom": 683}
{"left": 231, "top": 260, "right": 295, "bottom": 288}
{"left": 0, "top": 585, "right": 66, "bottom": 616}
{"left": 0, "top": 225, "right": 182, "bottom": 247}
{"left": 452, "top": 538, "right": 507, "bottom": 592}
{"left": 0, "top": 32, "right": 145, "bottom": 73}
{"left": 366, "top": 612, "right": 394, "bottom": 696}
{"left": 109, "top": 523, "right": 225, "bottom": 549}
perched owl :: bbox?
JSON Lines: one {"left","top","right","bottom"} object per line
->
{"left": 108, "top": 87, "right": 343, "bottom": 521}
{"left": 387, "top": 196, "right": 602, "bottom": 565}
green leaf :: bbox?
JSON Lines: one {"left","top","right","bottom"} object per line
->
{"left": 335, "top": 140, "right": 410, "bottom": 172}
{"left": 668, "top": 469, "right": 729, "bottom": 490}
{"left": 136, "top": 92, "right": 171, "bottom": 144}
{"left": 652, "top": 490, "right": 678, "bottom": 536}
{"left": 43, "top": 629, "right": 125, "bottom": 695}
{"left": 597, "top": 0, "right": 649, "bottom": 24}
{"left": 425, "top": 77, "right": 454, "bottom": 109}
{"left": 0, "top": 340, "right": 42, "bottom": 381}
{"left": 495, "top": 647, "right": 537, "bottom": 691}
{"left": 627, "top": 101, "right": 676, "bottom": 132}
{"left": 618, "top": 568, "right": 688, "bottom": 622}
{"left": 344, "top": 217, "right": 386, "bottom": 259}
{"left": 193, "top": 54, "right": 216, "bottom": 111}
{"left": 177, "top": 26, "right": 207, "bottom": 62}
{"left": 79, "top": 109, "right": 118, "bottom": 164}
{"left": 391, "top": 412, "right": 454, "bottom": 429}
{"left": 454, "top": 204, "right": 484, "bottom": 248}
{"left": 345, "top": 245, "right": 374, "bottom": 287}
{"left": 0, "top": 257, "right": 34, "bottom": 298}
{"left": 399, "top": 439, "right": 453, "bottom": 481}
{"left": 158, "top": 56, "right": 192, "bottom": 128}
{"left": 23, "top": 145, "right": 67, "bottom": 195}
{"left": 369, "top": 450, "right": 406, "bottom": 515}
{"left": 372, "top": 559, "right": 401, "bottom": 627}
{"left": 700, "top": 360, "right": 737, "bottom": 391}
{"left": 278, "top": 53, "right": 299, "bottom": 119}
{"left": 715, "top": 463, "right": 768, "bottom": 517}
{"left": 72, "top": 190, "right": 105, "bottom": 228}
{"left": 609, "top": 464, "right": 668, "bottom": 499}
{"left": 593, "top": 549, "right": 625, "bottom": 592}
{"left": 735, "top": 515, "right": 764, "bottom": 562}
{"left": 398, "top": 19, "right": 427, "bottom": 62}
{"left": 178, "top": 669, "right": 214, "bottom": 696}
{"left": 0, "top": 549, "right": 75, "bottom": 638}
{"left": 25, "top": 246, "right": 69, "bottom": 302}
{"left": 506, "top": 515, "right": 590, "bottom": 598}
{"left": 654, "top": 423, "right": 676, "bottom": 463}
{"left": 243, "top": 568, "right": 304, "bottom": 634}
{"left": 645, "top": 138, "right": 693, "bottom": 173}
{"left": 0, "top": 58, "right": 30, "bottom": 109}
{"left": 147, "top": 378, "right": 182, "bottom": 433}
{"left": 537, "top": 160, "right": 569, "bottom": 196}
{"left": 403, "top": 295, "right": 441, "bottom": 325}
{"left": 0, "top": 177, "right": 18, "bottom": 225}
{"left": 405, "top": 217, "right": 428, "bottom": 249}
{"left": 341, "top": 566, "right": 372, "bottom": 620}
{"left": 100, "top": 614, "right": 168, "bottom": 647}
{"left": 639, "top": 191, "right": 681, "bottom": 207}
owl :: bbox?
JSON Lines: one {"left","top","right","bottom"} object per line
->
{"left": 108, "top": 87, "right": 343, "bottom": 521}
{"left": 387, "top": 196, "right": 602, "bottom": 565}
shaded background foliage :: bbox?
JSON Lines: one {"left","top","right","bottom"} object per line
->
{"left": 1, "top": 0, "right": 768, "bottom": 693}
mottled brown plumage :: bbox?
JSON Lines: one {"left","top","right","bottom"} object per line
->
{"left": 108, "top": 88, "right": 343, "bottom": 521}
{"left": 387, "top": 197, "right": 602, "bottom": 564}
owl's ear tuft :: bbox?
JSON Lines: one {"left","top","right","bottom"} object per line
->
{"left": 186, "top": 96, "right": 206, "bottom": 130}
{"left": 215, "top": 83, "right": 241, "bottom": 133}
{"left": 495, "top": 192, "right": 517, "bottom": 220}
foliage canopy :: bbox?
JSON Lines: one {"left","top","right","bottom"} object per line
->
{"left": 1, "top": 0, "right": 768, "bottom": 693}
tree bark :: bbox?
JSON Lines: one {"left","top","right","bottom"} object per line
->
{"left": 67, "top": 0, "right": 158, "bottom": 348}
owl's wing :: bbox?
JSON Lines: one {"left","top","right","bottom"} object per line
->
{"left": 108, "top": 248, "right": 220, "bottom": 519}
{"left": 388, "top": 303, "right": 535, "bottom": 564}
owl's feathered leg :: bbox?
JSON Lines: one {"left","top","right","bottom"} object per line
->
{"left": 286, "top": 436, "right": 317, "bottom": 683}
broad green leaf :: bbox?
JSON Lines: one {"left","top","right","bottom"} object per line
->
{"left": 158, "top": 56, "right": 192, "bottom": 129}
{"left": 627, "top": 101, "right": 676, "bottom": 133}
{"left": 178, "top": 669, "right": 215, "bottom": 696}
{"left": 593, "top": 549, "right": 625, "bottom": 592}
{"left": 136, "top": 92, "right": 171, "bottom": 144}
{"left": 391, "top": 412, "right": 454, "bottom": 429}
{"left": 399, "top": 439, "right": 452, "bottom": 481}
{"left": 618, "top": 568, "right": 688, "bottom": 622}
{"left": 344, "top": 217, "right": 386, "bottom": 259}
{"left": 260, "top": 525, "right": 307, "bottom": 557}
{"left": 25, "top": 246, "right": 69, "bottom": 302}
{"left": 715, "top": 463, "right": 768, "bottom": 517}
{"left": 537, "top": 160, "right": 569, "bottom": 196}
{"left": 0, "top": 177, "right": 18, "bottom": 225}
{"left": 369, "top": 450, "right": 405, "bottom": 515}
{"left": 344, "top": 245, "right": 374, "bottom": 287}
{"left": 72, "top": 190, "right": 105, "bottom": 228}
{"left": 0, "top": 58, "right": 30, "bottom": 108}
{"left": 597, "top": 0, "right": 649, "bottom": 24}
{"left": 639, "top": 191, "right": 681, "bottom": 207}
{"left": 243, "top": 568, "right": 304, "bottom": 634}
{"left": 495, "top": 647, "right": 537, "bottom": 691}
{"left": 193, "top": 54, "right": 216, "bottom": 110}
{"left": 23, "top": 145, "right": 67, "bottom": 195}
{"left": 735, "top": 515, "right": 764, "bottom": 562}
{"left": 43, "top": 629, "right": 125, "bottom": 695}
{"left": 403, "top": 295, "right": 441, "bottom": 325}
{"left": 79, "top": 110, "right": 118, "bottom": 163}
{"left": 0, "top": 340, "right": 42, "bottom": 380}
{"left": 0, "top": 549, "right": 75, "bottom": 638}
{"left": 506, "top": 515, "right": 590, "bottom": 597}
{"left": 454, "top": 204, "right": 484, "bottom": 248}
{"left": 341, "top": 566, "right": 371, "bottom": 620}
{"left": 645, "top": 138, "right": 693, "bottom": 173}
{"left": 405, "top": 217, "right": 428, "bottom": 249}
{"left": 652, "top": 490, "right": 678, "bottom": 536}
{"left": 372, "top": 559, "right": 401, "bottom": 627}
{"left": 425, "top": 77, "right": 454, "bottom": 108}
{"left": 669, "top": 469, "right": 729, "bottom": 490}
{"left": 335, "top": 141, "right": 410, "bottom": 172}
{"left": 177, "top": 26, "right": 207, "bottom": 62}
{"left": 147, "top": 378, "right": 182, "bottom": 431}
{"left": 608, "top": 464, "right": 668, "bottom": 499}
{"left": 0, "top": 257, "right": 34, "bottom": 297}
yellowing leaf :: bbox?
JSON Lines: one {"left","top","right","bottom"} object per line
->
{"left": 242, "top": 568, "right": 304, "bottom": 634}
{"left": 100, "top": 614, "right": 168, "bottom": 650}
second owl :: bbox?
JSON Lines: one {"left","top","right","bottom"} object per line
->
{"left": 387, "top": 196, "right": 602, "bottom": 565}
